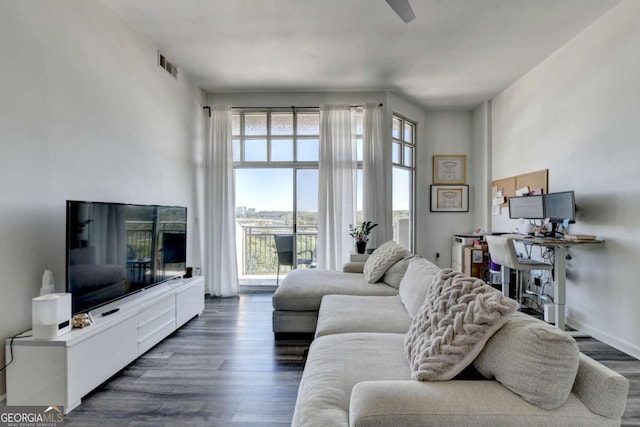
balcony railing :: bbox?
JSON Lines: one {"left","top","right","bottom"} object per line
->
{"left": 240, "top": 225, "right": 317, "bottom": 275}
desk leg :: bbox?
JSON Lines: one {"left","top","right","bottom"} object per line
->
{"left": 501, "top": 266, "right": 511, "bottom": 298}
{"left": 554, "top": 246, "right": 567, "bottom": 331}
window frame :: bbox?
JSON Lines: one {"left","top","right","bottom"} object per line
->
{"left": 391, "top": 113, "right": 416, "bottom": 252}
{"left": 233, "top": 109, "right": 324, "bottom": 168}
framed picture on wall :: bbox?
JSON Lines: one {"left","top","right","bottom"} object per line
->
{"left": 430, "top": 185, "right": 469, "bottom": 212}
{"left": 433, "top": 154, "right": 466, "bottom": 184}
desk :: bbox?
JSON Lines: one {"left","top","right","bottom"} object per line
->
{"left": 506, "top": 234, "right": 603, "bottom": 332}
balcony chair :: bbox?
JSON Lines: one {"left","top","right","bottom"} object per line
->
{"left": 485, "top": 235, "right": 553, "bottom": 304}
{"left": 273, "top": 234, "right": 315, "bottom": 284}
{"left": 162, "top": 232, "right": 186, "bottom": 279}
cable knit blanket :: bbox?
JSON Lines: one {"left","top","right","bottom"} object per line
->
{"left": 404, "top": 268, "right": 518, "bottom": 381}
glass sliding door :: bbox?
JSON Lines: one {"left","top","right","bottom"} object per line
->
{"left": 235, "top": 167, "right": 318, "bottom": 284}
{"left": 235, "top": 168, "right": 294, "bottom": 279}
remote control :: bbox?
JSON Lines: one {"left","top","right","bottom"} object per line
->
{"left": 101, "top": 308, "right": 120, "bottom": 317}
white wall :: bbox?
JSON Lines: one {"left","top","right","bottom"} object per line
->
{"left": 208, "top": 92, "right": 386, "bottom": 110}
{"left": 491, "top": 0, "right": 640, "bottom": 357}
{"left": 472, "top": 102, "right": 492, "bottom": 233}
{"left": 418, "top": 111, "right": 474, "bottom": 267}
{"left": 0, "top": 1, "right": 204, "bottom": 395}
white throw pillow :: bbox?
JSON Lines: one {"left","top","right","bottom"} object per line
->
{"left": 404, "top": 269, "right": 518, "bottom": 381}
{"left": 363, "top": 241, "right": 410, "bottom": 283}
{"left": 382, "top": 255, "right": 414, "bottom": 289}
{"left": 398, "top": 257, "right": 441, "bottom": 318}
{"left": 473, "top": 312, "right": 580, "bottom": 409}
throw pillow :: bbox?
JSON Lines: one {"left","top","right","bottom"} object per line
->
{"left": 382, "top": 255, "right": 414, "bottom": 288}
{"left": 404, "top": 269, "right": 518, "bottom": 381}
{"left": 398, "top": 257, "right": 441, "bottom": 317}
{"left": 473, "top": 311, "right": 580, "bottom": 409}
{"left": 363, "top": 240, "right": 410, "bottom": 283}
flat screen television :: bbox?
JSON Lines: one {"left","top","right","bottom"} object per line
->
{"left": 66, "top": 201, "right": 187, "bottom": 314}
{"left": 508, "top": 194, "right": 545, "bottom": 219}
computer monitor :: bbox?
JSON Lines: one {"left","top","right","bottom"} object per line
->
{"left": 508, "top": 195, "right": 545, "bottom": 219}
{"left": 543, "top": 191, "right": 576, "bottom": 223}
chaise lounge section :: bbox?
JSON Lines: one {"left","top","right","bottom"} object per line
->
{"left": 272, "top": 267, "right": 399, "bottom": 335}
{"left": 272, "top": 240, "right": 412, "bottom": 336}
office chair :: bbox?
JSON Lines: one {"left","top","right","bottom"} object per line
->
{"left": 485, "top": 235, "right": 553, "bottom": 303}
{"left": 273, "top": 234, "right": 315, "bottom": 284}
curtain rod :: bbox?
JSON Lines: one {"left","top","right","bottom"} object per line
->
{"left": 202, "top": 103, "right": 383, "bottom": 116}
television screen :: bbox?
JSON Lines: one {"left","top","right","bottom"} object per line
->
{"left": 508, "top": 195, "right": 545, "bottom": 219}
{"left": 66, "top": 201, "right": 187, "bottom": 314}
{"left": 544, "top": 191, "right": 575, "bottom": 222}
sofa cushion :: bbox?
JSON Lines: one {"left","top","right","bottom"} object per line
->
{"left": 315, "top": 295, "right": 412, "bottom": 338}
{"left": 382, "top": 255, "right": 413, "bottom": 289}
{"left": 292, "top": 333, "right": 411, "bottom": 427}
{"left": 398, "top": 257, "right": 440, "bottom": 318}
{"left": 363, "top": 240, "right": 410, "bottom": 283}
{"left": 404, "top": 269, "right": 518, "bottom": 381}
{"left": 272, "top": 268, "right": 397, "bottom": 312}
{"left": 473, "top": 311, "right": 580, "bottom": 409}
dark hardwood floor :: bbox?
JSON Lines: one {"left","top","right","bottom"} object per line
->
{"left": 64, "top": 291, "right": 640, "bottom": 426}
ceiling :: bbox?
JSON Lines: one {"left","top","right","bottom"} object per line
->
{"left": 103, "top": 0, "right": 621, "bottom": 110}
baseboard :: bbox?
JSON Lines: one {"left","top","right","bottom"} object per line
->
{"left": 567, "top": 316, "right": 640, "bottom": 360}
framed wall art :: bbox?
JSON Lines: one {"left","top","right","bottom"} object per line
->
{"left": 430, "top": 185, "right": 469, "bottom": 212}
{"left": 433, "top": 154, "right": 466, "bottom": 184}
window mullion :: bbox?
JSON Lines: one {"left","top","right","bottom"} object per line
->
{"left": 293, "top": 111, "right": 298, "bottom": 162}
{"left": 266, "top": 112, "right": 272, "bottom": 162}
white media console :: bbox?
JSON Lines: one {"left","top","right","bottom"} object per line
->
{"left": 5, "top": 276, "right": 205, "bottom": 413}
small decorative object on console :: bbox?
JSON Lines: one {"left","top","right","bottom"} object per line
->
{"left": 72, "top": 313, "right": 92, "bottom": 329}
{"left": 349, "top": 221, "right": 378, "bottom": 254}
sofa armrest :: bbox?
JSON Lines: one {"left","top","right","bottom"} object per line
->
{"left": 342, "top": 262, "right": 365, "bottom": 273}
{"left": 349, "top": 380, "right": 617, "bottom": 427}
{"left": 572, "top": 353, "right": 629, "bottom": 419}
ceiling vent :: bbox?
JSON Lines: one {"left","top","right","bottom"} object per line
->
{"left": 158, "top": 52, "right": 178, "bottom": 78}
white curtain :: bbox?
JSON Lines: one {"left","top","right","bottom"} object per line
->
{"left": 317, "top": 105, "right": 356, "bottom": 270}
{"left": 363, "top": 102, "right": 390, "bottom": 248}
{"left": 201, "top": 106, "right": 239, "bottom": 296}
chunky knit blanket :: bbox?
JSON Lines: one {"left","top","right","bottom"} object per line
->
{"left": 404, "top": 268, "right": 518, "bottom": 381}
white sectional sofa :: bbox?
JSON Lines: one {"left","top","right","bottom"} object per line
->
{"left": 275, "top": 242, "right": 630, "bottom": 427}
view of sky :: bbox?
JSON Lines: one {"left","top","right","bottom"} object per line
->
{"left": 236, "top": 168, "right": 409, "bottom": 213}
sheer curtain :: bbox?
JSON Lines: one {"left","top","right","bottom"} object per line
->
{"left": 317, "top": 105, "right": 356, "bottom": 270}
{"left": 363, "top": 103, "right": 390, "bottom": 248}
{"left": 201, "top": 106, "right": 239, "bottom": 296}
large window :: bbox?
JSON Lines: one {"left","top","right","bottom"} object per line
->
{"left": 232, "top": 109, "right": 364, "bottom": 282}
{"left": 392, "top": 114, "right": 415, "bottom": 250}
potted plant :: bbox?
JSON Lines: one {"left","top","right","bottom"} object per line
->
{"left": 349, "top": 221, "right": 378, "bottom": 254}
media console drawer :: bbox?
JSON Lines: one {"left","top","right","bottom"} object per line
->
{"left": 137, "top": 294, "right": 176, "bottom": 354}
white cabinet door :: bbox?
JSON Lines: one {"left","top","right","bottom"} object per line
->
{"left": 67, "top": 317, "right": 137, "bottom": 406}
{"left": 176, "top": 278, "right": 205, "bottom": 327}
